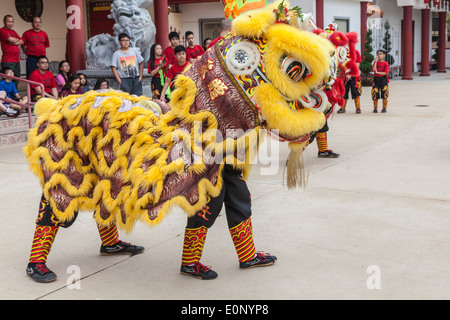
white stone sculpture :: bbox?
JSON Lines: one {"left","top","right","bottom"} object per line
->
{"left": 86, "top": 0, "right": 156, "bottom": 70}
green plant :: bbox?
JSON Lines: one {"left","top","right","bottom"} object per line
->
{"left": 383, "top": 21, "right": 395, "bottom": 65}
{"left": 360, "top": 28, "right": 374, "bottom": 73}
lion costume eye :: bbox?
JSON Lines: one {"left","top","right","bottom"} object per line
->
{"left": 281, "top": 56, "right": 312, "bottom": 82}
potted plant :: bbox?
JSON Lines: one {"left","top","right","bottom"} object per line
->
{"left": 360, "top": 28, "right": 374, "bottom": 86}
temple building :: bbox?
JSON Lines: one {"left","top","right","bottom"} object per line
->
{"left": 1, "top": 0, "right": 449, "bottom": 80}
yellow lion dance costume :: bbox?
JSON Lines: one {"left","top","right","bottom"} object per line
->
{"left": 25, "top": 1, "right": 335, "bottom": 233}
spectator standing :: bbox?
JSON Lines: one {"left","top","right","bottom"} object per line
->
{"left": 28, "top": 55, "right": 58, "bottom": 100}
{"left": 185, "top": 31, "right": 204, "bottom": 63}
{"left": 110, "top": 33, "right": 144, "bottom": 96}
{"left": 22, "top": 16, "right": 49, "bottom": 78}
{"left": 148, "top": 43, "right": 166, "bottom": 100}
{"left": 371, "top": 49, "right": 390, "bottom": 113}
{"left": 55, "top": 60, "right": 71, "bottom": 93}
{"left": 0, "top": 15, "right": 23, "bottom": 87}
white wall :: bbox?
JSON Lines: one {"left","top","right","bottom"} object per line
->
{"left": 179, "top": 3, "right": 225, "bottom": 46}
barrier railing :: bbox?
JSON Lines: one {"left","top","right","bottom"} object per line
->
{"left": 0, "top": 72, "right": 45, "bottom": 128}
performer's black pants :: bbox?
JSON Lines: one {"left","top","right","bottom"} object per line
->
{"left": 187, "top": 165, "right": 252, "bottom": 229}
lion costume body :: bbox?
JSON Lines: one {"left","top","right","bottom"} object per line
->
{"left": 24, "top": 1, "right": 337, "bottom": 232}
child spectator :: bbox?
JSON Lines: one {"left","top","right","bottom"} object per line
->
{"left": 59, "top": 74, "right": 83, "bottom": 98}
{"left": 77, "top": 73, "right": 90, "bottom": 93}
{"left": 372, "top": 49, "right": 389, "bottom": 113}
{"left": 185, "top": 31, "right": 204, "bottom": 63}
{"left": 159, "top": 45, "right": 191, "bottom": 103}
{"left": 0, "top": 15, "right": 23, "bottom": 87}
{"left": 28, "top": 55, "right": 58, "bottom": 100}
{"left": 110, "top": 33, "right": 144, "bottom": 96}
{"left": 93, "top": 78, "right": 109, "bottom": 90}
{"left": 0, "top": 90, "right": 20, "bottom": 117}
{"left": 22, "top": 16, "right": 49, "bottom": 78}
{"left": 0, "top": 67, "right": 27, "bottom": 113}
{"left": 203, "top": 38, "right": 212, "bottom": 52}
{"left": 163, "top": 31, "right": 180, "bottom": 69}
{"left": 148, "top": 43, "right": 166, "bottom": 100}
{"left": 55, "top": 60, "right": 71, "bottom": 93}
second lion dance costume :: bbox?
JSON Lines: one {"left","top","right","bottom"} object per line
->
{"left": 24, "top": 0, "right": 342, "bottom": 282}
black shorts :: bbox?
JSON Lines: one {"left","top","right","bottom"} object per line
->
{"left": 343, "top": 77, "right": 361, "bottom": 100}
{"left": 372, "top": 76, "right": 389, "bottom": 100}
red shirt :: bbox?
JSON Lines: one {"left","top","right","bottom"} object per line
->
{"left": 163, "top": 46, "right": 177, "bottom": 67}
{"left": 373, "top": 60, "right": 389, "bottom": 77}
{"left": 148, "top": 56, "right": 164, "bottom": 78}
{"left": 0, "top": 27, "right": 21, "bottom": 62}
{"left": 22, "top": 29, "right": 50, "bottom": 56}
{"left": 186, "top": 45, "right": 204, "bottom": 60}
{"left": 28, "top": 69, "right": 57, "bottom": 95}
{"left": 60, "top": 87, "right": 83, "bottom": 97}
{"left": 166, "top": 60, "right": 191, "bottom": 82}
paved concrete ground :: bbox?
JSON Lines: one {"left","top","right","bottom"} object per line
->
{"left": 1, "top": 71, "right": 449, "bottom": 301}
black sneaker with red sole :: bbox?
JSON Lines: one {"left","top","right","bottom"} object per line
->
{"left": 26, "top": 263, "right": 57, "bottom": 283}
{"left": 240, "top": 252, "right": 277, "bottom": 269}
{"left": 180, "top": 262, "right": 218, "bottom": 280}
{"left": 100, "top": 240, "right": 145, "bottom": 256}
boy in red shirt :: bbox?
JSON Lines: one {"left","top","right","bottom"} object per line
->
{"left": 22, "top": 16, "right": 50, "bottom": 78}
{"left": 371, "top": 49, "right": 390, "bottom": 113}
{"left": 185, "top": 31, "right": 204, "bottom": 63}
{"left": 28, "top": 56, "right": 58, "bottom": 101}
{"left": 163, "top": 32, "right": 180, "bottom": 70}
{"left": 160, "top": 45, "right": 191, "bottom": 103}
{"left": 0, "top": 15, "right": 23, "bottom": 87}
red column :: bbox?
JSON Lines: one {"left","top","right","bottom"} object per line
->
{"left": 65, "top": 0, "right": 86, "bottom": 72}
{"left": 420, "top": 9, "right": 431, "bottom": 76}
{"left": 402, "top": 6, "right": 413, "bottom": 80}
{"left": 316, "top": 0, "right": 324, "bottom": 29}
{"left": 360, "top": 2, "right": 368, "bottom": 60}
{"left": 155, "top": 0, "right": 170, "bottom": 50}
{"left": 437, "top": 11, "right": 447, "bottom": 73}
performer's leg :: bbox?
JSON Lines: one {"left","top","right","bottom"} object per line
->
{"left": 316, "top": 122, "right": 339, "bottom": 158}
{"left": 381, "top": 83, "right": 389, "bottom": 113}
{"left": 382, "top": 99, "right": 388, "bottom": 113}
{"left": 337, "top": 99, "right": 347, "bottom": 113}
{"left": 223, "top": 166, "right": 276, "bottom": 269}
{"left": 98, "top": 223, "right": 145, "bottom": 256}
{"left": 180, "top": 188, "right": 225, "bottom": 279}
{"left": 354, "top": 96, "right": 361, "bottom": 113}
{"left": 26, "top": 195, "right": 63, "bottom": 283}
{"left": 338, "top": 81, "right": 351, "bottom": 113}
{"left": 372, "top": 78, "right": 381, "bottom": 113}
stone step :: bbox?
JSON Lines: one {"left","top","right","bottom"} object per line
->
{"left": 0, "top": 113, "right": 36, "bottom": 145}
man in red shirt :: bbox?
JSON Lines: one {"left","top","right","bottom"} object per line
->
{"left": 28, "top": 56, "right": 58, "bottom": 101}
{"left": 22, "top": 16, "right": 50, "bottom": 78}
{"left": 185, "top": 31, "right": 204, "bottom": 63}
{"left": 371, "top": 49, "right": 390, "bottom": 113}
{"left": 159, "top": 45, "right": 191, "bottom": 103}
{"left": 0, "top": 15, "right": 24, "bottom": 87}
